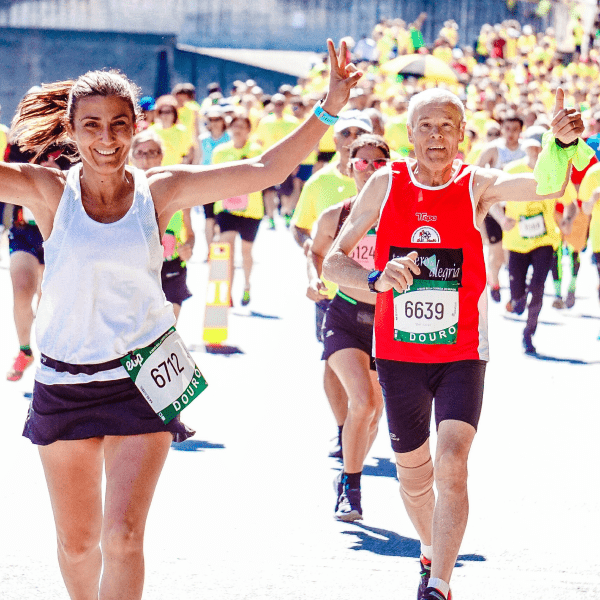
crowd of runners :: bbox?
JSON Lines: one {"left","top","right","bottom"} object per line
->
{"left": 0, "top": 9, "right": 597, "bottom": 600}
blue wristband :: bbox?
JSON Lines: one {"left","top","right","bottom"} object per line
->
{"left": 314, "top": 102, "right": 339, "bottom": 126}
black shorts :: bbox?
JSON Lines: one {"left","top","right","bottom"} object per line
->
{"left": 263, "top": 172, "right": 295, "bottom": 197}
{"left": 317, "top": 151, "right": 336, "bottom": 163}
{"left": 23, "top": 377, "right": 194, "bottom": 446}
{"left": 322, "top": 292, "right": 376, "bottom": 371}
{"left": 376, "top": 358, "right": 486, "bottom": 454}
{"left": 484, "top": 213, "right": 503, "bottom": 245}
{"left": 204, "top": 203, "right": 216, "bottom": 219}
{"left": 296, "top": 164, "right": 313, "bottom": 182}
{"left": 315, "top": 298, "right": 331, "bottom": 343}
{"left": 161, "top": 260, "right": 192, "bottom": 306}
{"left": 9, "top": 223, "right": 44, "bottom": 264}
{"left": 215, "top": 212, "right": 261, "bottom": 243}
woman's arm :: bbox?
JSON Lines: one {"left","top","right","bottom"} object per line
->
{"left": 306, "top": 206, "right": 339, "bottom": 302}
{"left": 150, "top": 40, "right": 362, "bottom": 223}
{"left": 0, "top": 162, "right": 64, "bottom": 239}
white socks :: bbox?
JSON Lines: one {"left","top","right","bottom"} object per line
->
{"left": 428, "top": 577, "right": 450, "bottom": 598}
{"left": 420, "top": 543, "right": 433, "bottom": 560}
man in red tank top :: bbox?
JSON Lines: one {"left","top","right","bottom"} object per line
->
{"left": 323, "top": 88, "right": 583, "bottom": 600}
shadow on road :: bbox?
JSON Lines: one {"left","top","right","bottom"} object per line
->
{"left": 232, "top": 310, "right": 281, "bottom": 320}
{"left": 363, "top": 457, "right": 398, "bottom": 479}
{"left": 527, "top": 352, "right": 600, "bottom": 365}
{"left": 171, "top": 439, "right": 226, "bottom": 452}
{"left": 343, "top": 523, "right": 486, "bottom": 566}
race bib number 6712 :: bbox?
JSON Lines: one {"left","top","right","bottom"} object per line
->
{"left": 121, "top": 328, "right": 208, "bottom": 423}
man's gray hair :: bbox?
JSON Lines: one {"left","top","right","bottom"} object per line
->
{"left": 407, "top": 89, "right": 466, "bottom": 127}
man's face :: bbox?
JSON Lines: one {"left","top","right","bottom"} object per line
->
{"left": 334, "top": 127, "right": 366, "bottom": 157}
{"left": 407, "top": 101, "right": 465, "bottom": 170}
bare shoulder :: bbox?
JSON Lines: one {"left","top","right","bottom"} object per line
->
{"left": 23, "top": 163, "right": 67, "bottom": 208}
{"left": 472, "top": 166, "right": 503, "bottom": 209}
{"left": 358, "top": 166, "right": 391, "bottom": 207}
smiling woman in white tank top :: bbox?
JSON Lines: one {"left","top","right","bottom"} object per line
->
{"left": 0, "top": 41, "right": 361, "bottom": 600}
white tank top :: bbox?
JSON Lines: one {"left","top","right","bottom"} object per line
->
{"left": 35, "top": 163, "right": 175, "bottom": 385}
{"left": 493, "top": 139, "right": 526, "bottom": 169}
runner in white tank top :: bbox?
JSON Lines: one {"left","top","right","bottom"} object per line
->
{"left": 0, "top": 44, "right": 361, "bottom": 600}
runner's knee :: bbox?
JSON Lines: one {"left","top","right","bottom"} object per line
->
{"left": 434, "top": 449, "right": 469, "bottom": 492}
{"left": 396, "top": 457, "right": 434, "bottom": 509}
{"left": 57, "top": 530, "right": 100, "bottom": 564}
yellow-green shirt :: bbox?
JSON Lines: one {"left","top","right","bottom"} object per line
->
{"left": 503, "top": 158, "right": 572, "bottom": 252}
{"left": 0, "top": 124, "right": 8, "bottom": 162}
{"left": 253, "top": 114, "right": 299, "bottom": 149}
{"left": 150, "top": 123, "right": 193, "bottom": 166}
{"left": 212, "top": 141, "right": 264, "bottom": 220}
{"left": 578, "top": 162, "right": 600, "bottom": 252}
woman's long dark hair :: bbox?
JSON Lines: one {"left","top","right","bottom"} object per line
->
{"left": 11, "top": 69, "right": 141, "bottom": 160}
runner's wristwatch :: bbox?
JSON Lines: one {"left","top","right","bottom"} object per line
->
{"left": 368, "top": 269, "right": 383, "bottom": 293}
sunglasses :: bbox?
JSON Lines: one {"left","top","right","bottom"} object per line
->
{"left": 133, "top": 149, "right": 161, "bottom": 159}
{"left": 350, "top": 157, "right": 389, "bottom": 171}
{"left": 340, "top": 129, "right": 362, "bottom": 138}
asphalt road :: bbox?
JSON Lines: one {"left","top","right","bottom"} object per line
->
{"left": 0, "top": 211, "right": 599, "bottom": 599}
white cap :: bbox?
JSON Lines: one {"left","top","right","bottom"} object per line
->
{"left": 333, "top": 110, "right": 373, "bottom": 134}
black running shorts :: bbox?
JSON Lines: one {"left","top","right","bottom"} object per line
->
{"left": 376, "top": 358, "right": 486, "bottom": 454}
{"left": 484, "top": 213, "right": 503, "bottom": 245}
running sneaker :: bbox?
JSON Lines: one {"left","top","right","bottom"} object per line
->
{"left": 422, "top": 588, "right": 452, "bottom": 600}
{"left": 329, "top": 434, "right": 343, "bottom": 459}
{"left": 417, "top": 555, "right": 432, "bottom": 600}
{"left": 490, "top": 286, "right": 501, "bottom": 303}
{"left": 241, "top": 290, "right": 251, "bottom": 306}
{"left": 552, "top": 297, "right": 566, "bottom": 309}
{"left": 268, "top": 218, "right": 276, "bottom": 230}
{"left": 565, "top": 291, "right": 576, "bottom": 309}
{"left": 523, "top": 334, "right": 536, "bottom": 355}
{"left": 283, "top": 213, "right": 293, "bottom": 228}
{"left": 335, "top": 487, "right": 363, "bottom": 521}
{"left": 7, "top": 350, "right": 34, "bottom": 382}
{"left": 333, "top": 471, "right": 343, "bottom": 509}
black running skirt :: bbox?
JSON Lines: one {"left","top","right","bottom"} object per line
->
{"left": 23, "top": 377, "right": 195, "bottom": 446}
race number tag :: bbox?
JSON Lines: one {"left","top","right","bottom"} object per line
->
{"left": 350, "top": 229, "right": 376, "bottom": 269}
{"left": 393, "top": 280, "right": 459, "bottom": 344}
{"left": 518, "top": 213, "right": 546, "bottom": 239}
{"left": 121, "top": 328, "right": 208, "bottom": 424}
{"left": 222, "top": 195, "right": 249, "bottom": 211}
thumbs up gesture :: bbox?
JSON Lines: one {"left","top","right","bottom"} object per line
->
{"left": 551, "top": 87, "right": 584, "bottom": 146}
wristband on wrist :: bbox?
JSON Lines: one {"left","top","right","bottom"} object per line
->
{"left": 555, "top": 137, "right": 578, "bottom": 149}
{"left": 314, "top": 101, "right": 339, "bottom": 127}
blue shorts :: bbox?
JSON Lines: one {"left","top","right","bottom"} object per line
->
{"left": 9, "top": 223, "right": 44, "bottom": 264}
{"left": 376, "top": 358, "right": 486, "bottom": 454}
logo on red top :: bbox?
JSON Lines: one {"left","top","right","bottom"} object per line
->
{"left": 411, "top": 226, "right": 441, "bottom": 243}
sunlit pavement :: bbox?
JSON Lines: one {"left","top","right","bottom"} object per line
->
{"left": 1, "top": 211, "right": 598, "bottom": 599}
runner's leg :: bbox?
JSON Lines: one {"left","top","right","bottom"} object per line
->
{"left": 329, "top": 348, "right": 383, "bottom": 471}
{"left": 430, "top": 419, "right": 476, "bottom": 583}
{"left": 10, "top": 250, "right": 40, "bottom": 347}
{"left": 241, "top": 239, "right": 254, "bottom": 293}
{"left": 39, "top": 438, "right": 104, "bottom": 600}
{"left": 523, "top": 246, "right": 553, "bottom": 340}
{"left": 99, "top": 432, "right": 172, "bottom": 600}
{"left": 324, "top": 362, "right": 348, "bottom": 427}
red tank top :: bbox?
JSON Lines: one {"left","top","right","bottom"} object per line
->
{"left": 374, "top": 160, "right": 489, "bottom": 363}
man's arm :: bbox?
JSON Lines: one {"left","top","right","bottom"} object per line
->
{"left": 323, "top": 168, "right": 420, "bottom": 293}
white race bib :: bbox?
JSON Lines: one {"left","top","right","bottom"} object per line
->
{"left": 393, "top": 280, "right": 459, "bottom": 344}
{"left": 518, "top": 213, "right": 546, "bottom": 239}
{"left": 121, "top": 328, "right": 208, "bottom": 423}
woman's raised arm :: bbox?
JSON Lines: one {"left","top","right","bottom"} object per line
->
{"left": 150, "top": 40, "right": 362, "bottom": 218}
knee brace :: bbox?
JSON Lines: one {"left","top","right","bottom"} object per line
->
{"left": 396, "top": 457, "right": 435, "bottom": 509}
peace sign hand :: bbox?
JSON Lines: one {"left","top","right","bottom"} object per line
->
{"left": 321, "top": 39, "right": 363, "bottom": 117}
{"left": 551, "top": 87, "right": 584, "bottom": 146}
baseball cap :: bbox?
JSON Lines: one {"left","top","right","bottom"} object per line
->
{"left": 333, "top": 110, "right": 373, "bottom": 134}
{"left": 140, "top": 96, "right": 156, "bottom": 111}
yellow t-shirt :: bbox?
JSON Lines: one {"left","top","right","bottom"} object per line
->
{"left": 291, "top": 162, "right": 357, "bottom": 232}
{"left": 150, "top": 123, "right": 193, "bottom": 166}
{"left": 577, "top": 162, "right": 600, "bottom": 252}
{"left": 212, "top": 141, "right": 264, "bottom": 220}
{"left": 502, "top": 159, "right": 573, "bottom": 252}
{"left": 177, "top": 102, "right": 199, "bottom": 145}
{"left": 253, "top": 114, "right": 299, "bottom": 149}
{"left": 385, "top": 113, "right": 413, "bottom": 155}
{"left": 0, "top": 124, "right": 8, "bottom": 162}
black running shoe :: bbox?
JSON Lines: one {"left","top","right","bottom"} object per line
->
{"left": 335, "top": 487, "right": 363, "bottom": 521}
{"left": 417, "top": 555, "right": 431, "bottom": 600}
{"left": 422, "top": 587, "right": 452, "bottom": 600}
{"left": 523, "top": 334, "right": 536, "bottom": 355}
{"left": 490, "top": 287, "right": 501, "bottom": 303}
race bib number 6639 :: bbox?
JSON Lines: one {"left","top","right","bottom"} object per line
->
{"left": 121, "top": 328, "right": 208, "bottom": 423}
